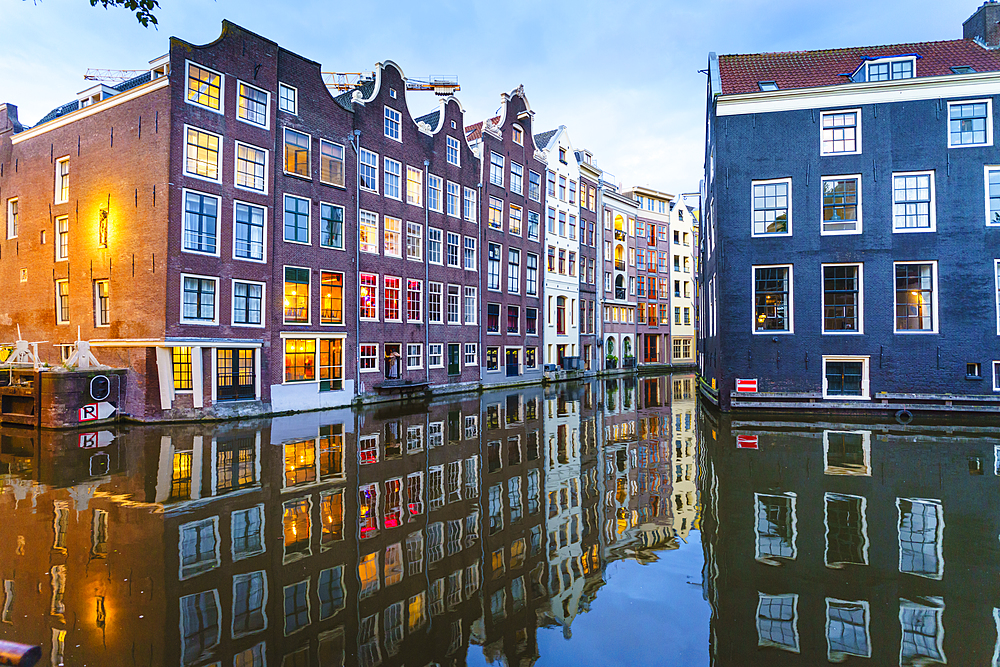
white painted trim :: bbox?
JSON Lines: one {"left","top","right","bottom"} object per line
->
{"left": 179, "top": 273, "right": 220, "bottom": 325}
{"left": 278, "top": 82, "right": 298, "bottom": 115}
{"left": 155, "top": 346, "right": 174, "bottom": 410}
{"left": 182, "top": 124, "right": 224, "bottom": 185}
{"left": 181, "top": 189, "right": 223, "bottom": 257}
{"left": 985, "top": 166, "right": 1000, "bottom": 227}
{"left": 12, "top": 77, "right": 170, "bottom": 143}
{"left": 282, "top": 193, "right": 312, "bottom": 246}
{"left": 820, "top": 262, "right": 864, "bottom": 335}
{"left": 947, "top": 98, "right": 993, "bottom": 148}
{"left": 821, "top": 355, "right": 871, "bottom": 400}
{"left": 233, "top": 140, "right": 269, "bottom": 195}
{"left": 891, "top": 170, "right": 936, "bottom": 234}
{"left": 231, "top": 279, "right": 266, "bottom": 328}
{"left": 235, "top": 79, "right": 271, "bottom": 130}
{"left": 751, "top": 177, "right": 792, "bottom": 238}
{"left": 892, "top": 260, "right": 939, "bottom": 334}
{"left": 184, "top": 60, "right": 225, "bottom": 116}
{"left": 231, "top": 199, "right": 268, "bottom": 264}
{"left": 820, "top": 174, "right": 863, "bottom": 235}
{"left": 192, "top": 348, "right": 204, "bottom": 408}
{"left": 752, "top": 263, "right": 794, "bottom": 334}
{"left": 716, "top": 71, "right": 1000, "bottom": 117}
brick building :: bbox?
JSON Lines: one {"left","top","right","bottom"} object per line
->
{"left": 701, "top": 3, "right": 1000, "bottom": 412}
{"left": 600, "top": 190, "right": 639, "bottom": 370}
{"left": 576, "top": 151, "right": 601, "bottom": 372}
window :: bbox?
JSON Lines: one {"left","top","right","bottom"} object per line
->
{"left": 283, "top": 194, "right": 310, "bottom": 244}
{"left": 283, "top": 580, "right": 310, "bottom": 634}
{"left": 320, "top": 271, "right": 343, "bottom": 325}
{"left": 429, "top": 344, "right": 443, "bottom": 368}
{"left": 752, "top": 179, "right": 791, "bottom": 236}
{"left": 821, "top": 176, "right": 861, "bottom": 234}
{"left": 897, "top": 498, "right": 944, "bottom": 579}
{"left": 507, "top": 306, "right": 519, "bottom": 334}
{"left": 428, "top": 282, "right": 442, "bottom": 323}
{"left": 447, "top": 136, "right": 460, "bottom": 166}
{"left": 233, "top": 280, "right": 263, "bottom": 326}
{"left": 278, "top": 83, "right": 297, "bottom": 113}
{"left": 447, "top": 181, "right": 460, "bottom": 217}
{"left": 406, "top": 166, "right": 423, "bottom": 206}
{"left": 284, "top": 128, "right": 310, "bottom": 178}
{"left": 172, "top": 347, "right": 193, "bottom": 390}
{"left": 447, "top": 285, "right": 460, "bottom": 324}
{"left": 384, "top": 217, "right": 402, "bottom": 257}
{"left": 181, "top": 275, "right": 217, "bottom": 323}
{"left": 754, "top": 492, "right": 797, "bottom": 564}
{"left": 232, "top": 571, "right": 267, "bottom": 637}
{"left": 894, "top": 262, "right": 936, "bottom": 332}
{"left": 359, "top": 344, "right": 378, "bottom": 372}
{"left": 487, "top": 347, "right": 499, "bottom": 371}
{"left": 359, "top": 148, "right": 379, "bottom": 191}
{"left": 407, "top": 344, "right": 422, "bottom": 369}
{"left": 527, "top": 210, "right": 539, "bottom": 241}
{"left": 526, "top": 254, "right": 538, "bottom": 295}
{"left": 465, "top": 343, "right": 477, "bottom": 366}
{"left": 55, "top": 279, "right": 69, "bottom": 324}
{"left": 463, "top": 236, "right": 477, "bottom": 270}
{"left": 94, "top": 280, "right": 110, "bottom": 327}
{"left": 55, "top": 216, "right": 68, "bottom": 261}
{"left": 235, "top": 142, "right": 267, "bottom": 192}
{"left": 237, "top": 82, "right": 268, "bottom": 127}
{"left": 866, "top": 57, "right": 914, "bottom": 81}
{"left": 232, "top": 506, "right": 265, "bottom": 559}
{"left": 510, "top": 163, "right": 523, "bottom": 195}
{"left": 985, "top": 166, "right": 1000, "bottom": 225}
{"left": 508, "top": 248, "right": 520, "bottom": 293}
{"left": 185, "top": 128, "right": 220, "bottom": 181}
{"left": 509, "top": 204, "right": 522, "bottom": 235}
{"left": 179, "top": 517, "right": 220, "bottom": 579}
{"left": 318, "top": 567, "right": 345, "bottom": 619}
{"left": 548, "top": 246, "right": 556, "bottom": 272}
{"left": 283, "top": 267, "right": 310, "bottom": 324}
{"left": 528, "top": 170, "right": 541, "bottom": 201}
{"left": 490, "top": 152, "right": 504, "bottom": 186}
{"left": 753, "top": 265, "right": 792, "bottom": 332}
{"left": 526, "top": 308, "right": 537, "bottom": 335}
{"left": 820, "top": 110, "right": 861, "bottom": 155}
{"left": 825, "top": 493, "right": 868, "bottom": 568}
{"left": 319, "top": 203, "right": 343, "bottom": 250}
{"left": 948, "top": 99, "right": 992, "bottom": 147}
{"left": 900, "top": 599, "right": 945, "bottom": 665}
{"left": 757, "top": 594, "right": 799, "bottom": 653}
{"left": 825, "top": 598, "right": 871, "bottom": 660}
{"left": 384, "top": 106, "right": 401, "bottom": 141}
{"left": 558, "top": 175, "right": 567, "bottom": 201}
{"left": 464, "top": 187, "right": 477, "bottom": 222}
{"left": 406, "top": 279, "right": 422, "bottom": 322}
{"left": 425, "top": 173, "right": 443, "bottom": 212}
{"left": 447, "top": 232, "right": 460, "bottom": 267}
{"left": 359, "top": 210, "right": 378, "bottom": 254}
{"left": 186, "top": 63, "right": 222, "bottom": 111}
{"left": 489, "top": 197, "right": 503, "bottom": 230}
{"left": 512, "top": 125, "right": 524, "bottom": 144}
{"left": 547, "top": 170, "right": 556, "bottom": 197}
{"left": 384, "top": 276, "right": 401, "bottom": 321}
{"left": 488, "top": 243, "right": 501, "bottom": 290}
{"left": 892, "top": 171, "right": 935, "bottom": 232}
{"left": 427, "top": 227, "right": 442, "bottom": 264}
{"left": 6, "top": 198, "right": 17, "bottom": 239}
{"left": 487, "top": 303, "right": 500, "bottom": 333}
{"left": 823, "top": 356, "right": 870, "bottom": 399}
{"left": 823, "top": 264, "right": 862, "bottom": 333}
{"left": 320, "top": 140, "right": 345, "bottom": 187}
{"left": 464, "top": 287, "right": 477, "bottom": 324}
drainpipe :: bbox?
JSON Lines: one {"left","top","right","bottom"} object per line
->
{"left": 596, "top": 177, "right": 605, "bottom": 373}
{"left": 424, "top": 159, "right": 430, "bottom": 384}
{"left": 478, "top": 179, "right": 484, "bottom": 385}
{"left": 349, "top": 129, "right": 362, "bottom": 396}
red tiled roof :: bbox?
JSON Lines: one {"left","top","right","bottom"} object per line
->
{"left": 465, "top": 115, "right": 500, "bottom": 141}
{"left": 719, "top": 38, "right": 1000, "bottom": 95}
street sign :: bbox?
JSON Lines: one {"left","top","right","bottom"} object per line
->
{"left": 736, "top": 378, "right": 758, "bottom": 393}
{"left": 737, "top": 435, "right": 759, "bottom": 449}
{"left": 79, "top": 401, "right": 117, "bottom": 422}
{"left": 79, "top": 431, "right": 114, "bottom": 449}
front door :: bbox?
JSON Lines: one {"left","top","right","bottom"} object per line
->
{"left": 557, "top": 344, "right": 566, "bottom": 367}
{"left": 217, "top": 348, "right": 255, "bottom": 401}
{"left": 385, "top": 344, "right": 401, "bottom": 380}
{"left": 505, "top": 349, "right": 520, "bottom": 377}
{"left": 447, "top": 343, "right": 461, "bottom": 376}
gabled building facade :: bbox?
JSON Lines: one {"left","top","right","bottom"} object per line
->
{"left": 600, "top": 190, "right": 639, "bottom": 370}
{"left": 576, "top": 151, "right": 601, "bottom": 372}
{"left": 702, "top": 3, "right": 1000, "bottom": 412}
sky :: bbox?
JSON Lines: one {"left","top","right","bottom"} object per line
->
{"left": 0, "top": 0, "right": 979, "bottom": 195}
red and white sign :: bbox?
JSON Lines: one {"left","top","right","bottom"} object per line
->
{"left": 80, "top": 431, "right": 115, "bottom": 449}
{"left": 79, "top": 401, "right": 116, "bottom": 422}
{"left": 737, "top": 435, "right": 759, "bottom": 450}
{"left": 736, "top": 378, "right": 758, "bottom": 393}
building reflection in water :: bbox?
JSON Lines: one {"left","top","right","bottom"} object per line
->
{"left": 0, "top": 373, "right": 698, "bottom": 667}
{"left": 700, "top": 409, "right": 1000, "bottom": 666}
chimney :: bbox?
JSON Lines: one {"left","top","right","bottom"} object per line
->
{"left": 0, "top": 103, "right": 23, "bottom": 134}
{"left": 964, "top": 1, "right": 1000, "bottom": 48}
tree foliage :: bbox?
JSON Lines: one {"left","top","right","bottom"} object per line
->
{"left": 88, "top": 0, "right": 160, "bottom": 27}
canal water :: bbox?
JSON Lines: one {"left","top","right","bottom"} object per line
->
{"left": 0, "top": 373, "right": 995, "bottom": 666}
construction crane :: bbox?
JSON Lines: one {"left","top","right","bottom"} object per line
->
{"left": 322, "top": 72, "right": 460, "bottom": 96}
{"left": 84, "top": 68, "right": 147, "bottom": 83}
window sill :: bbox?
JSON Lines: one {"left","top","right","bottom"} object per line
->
{"left": 966, "top": 375, "right": 984, "bottom": 381}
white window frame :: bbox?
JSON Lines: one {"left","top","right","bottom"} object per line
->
{"left": 821, "top": 263, "right": 864, "bottom": 335}
{"left": 464, "top": 286, "right": 477, "bottom": 325}
{"left": 821, "top": 355, "right": 870, "bottom": 401}
{"left": 446, "top": 136, "right": 460, "bottom": 166}
{"left": 318, "top": 201, "right": 344, "bottom": 251}
{"left": 359, "top": 343, "right": 379, "bottom": 373}
{"left": 319, "top": 139, "right": 346, "bottom": 188}
{"left": 359, "top": 210, "right": 379, "bottom": 255}
{"left": 231, "top": 279, "right": 266, "bottom": 328}
{"left": 984, "top": 166, "right": 1000, "bottom": 226}
{"left": 756, "top": 593, "right": 800, "bottom": 654}
{"left": 93, "top": 279, "right": 110, "bottom": 327}
{"left": 993, "top": 360, "right": 1000, "bottom": 392}
{"left": 183, "top": 125, "right": 223, "bottom": 184}
{"left": 463, "top": 236, "right": 477, "bottom": 271}
{"left": 947, "top": 98, "right": 992, "bottom": 148}
{"left": 54, "top": 279, "right": 70, "bottom": 325}
{"left": 283, "top": 127, "right": 312, "bottom": 180}
{"left": 384, "top": 217, "right": 403, "bottom": 258}
{"left": 892, "top": 260, "right": 938, "bottom": 334}
{"left": 406, "top": 165, "right": 423, "bottom": 207}
{"left": 185, "top": 61, "right": 225, "bottom": 115}
{"left": 995, "top": 259, "right": 1000, "bottom": 335}
{"left": 823, "top": 430, "right": 872, "bottom": 476}
{"left": 427, "top": 227, "right": 443, "bottom": 265}
{"left": 283, "top": 193, "right": 312, "bottom": 246}
{"left": 182, "top": 188, "right": 222, "bottom": 257}
{"left": 384, "top": 106, "right": 402, "bottom": 142}
{"left": 383, "top": 275, "right": 402, "bottom": 322}
{"left": 54, "top": 215, "right": 69, "bottom": 262}
{"left": 428, "top": 174, "right": 444, "bottom": 213}
{"left": 384, "top": 157, "right": 402, "bottom": 200}
{"left": 428, "top": 343, "right": 444, "bottom": 369}
{"left": 359, "top": 148, "right": 379, "bottom": 193}
{"left": 865, "top": 56, "right": 916, "bottom": 82}
{"left": 820, "top": 174, "right": 862, "bottom": 236}
{"left": 464, "top": 187, "right": 477, "bottom": 223}
{"left": 446, "top": 181, "right": 460, "bottom": 218}
{"left": 891, "top": 170, "right": 936, "bottom": 233}
{"left": 406, "top": 221, "right": 423, "bottom": 261}
{"left": 282, "top": 266, "right": 311, "bottom": 326}
{"left": 465, "top": 343, "right": 478, "bottom": 366}
{"left": 751, "top": 177, "right": 792, "bottom": 237}
{"left": 752, "top": 263, "right": 794, "bottom": 335}
{"left": 234, "top": 141, "right": 269, "bottom": 194}
{"left": 180, "top": 273, "right": 220, "bottom": 325}
{"left": 236, "top": 80, "right": 270, "bottom": 129}
{"left": 6, "top": 197, "right": 17, "bottom": 239}
{"left": 825, "top": 598, "right": 871, "bottom": 661}
{"left": 406, "top": 343, "right": 423, "bottom": 370}
{"left": 819, "top": 109, "right": 862, "bottom": 156}
{"left": 278, "top": 82, "right": 297, "bottom": 115}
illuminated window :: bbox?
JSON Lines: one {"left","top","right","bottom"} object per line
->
{"left": 406, "top": 166, "right": 423, "bottom": 206}
{"left": 283, "top": 266, "right": 309, "bottom": 323}
{"left": 283, "top": 338, "right": 315, "bottom": 382}
{"left": 320, "top": 490, "right": 344, "bottom": 548}
{"left": 384, "top": 217, "right": 402, "bottom": 257}
{"left": 284, "top": 128, "right": 310, "bottom": 178}
{"left": 358, "top": 551, "right": 380, "bottom": 598}
{"left": 320, "top": 140, "right": 345, "bottom": 187}
{"left": 284, "top": 439, "right": 316, "bottom": 487}
{"left": 186, "top": 63, "right": 222, "bottom": 110}
{"left": 282, "top": 498, "right": 311, "bottom": 562}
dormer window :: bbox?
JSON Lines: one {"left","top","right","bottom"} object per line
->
{"left": 758, "top": 81, "right": 778, "bottom": 91}
{"left": 951, "top": 66, "right": 976, "bottom": 74}
{"left": 865, "top": 57, "right": 915, "bottom": 82}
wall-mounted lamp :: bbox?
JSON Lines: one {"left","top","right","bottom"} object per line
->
{"left": 98, "top": 204, "right": 109, "bottom": 249}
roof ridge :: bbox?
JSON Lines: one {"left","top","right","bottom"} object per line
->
{"left": 720, "top": 37, "right": 978, "bottom": 59}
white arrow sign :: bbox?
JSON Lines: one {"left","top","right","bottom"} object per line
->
{"left": 79, "top": 402, "right": 117, "bottom": 422}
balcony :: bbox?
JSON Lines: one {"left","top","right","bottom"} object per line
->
{"left": 614, "top": 230, "right": 626, "bottom": 242}
{"left": 615, "top": 260, "right": 626, "bottom": 272}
